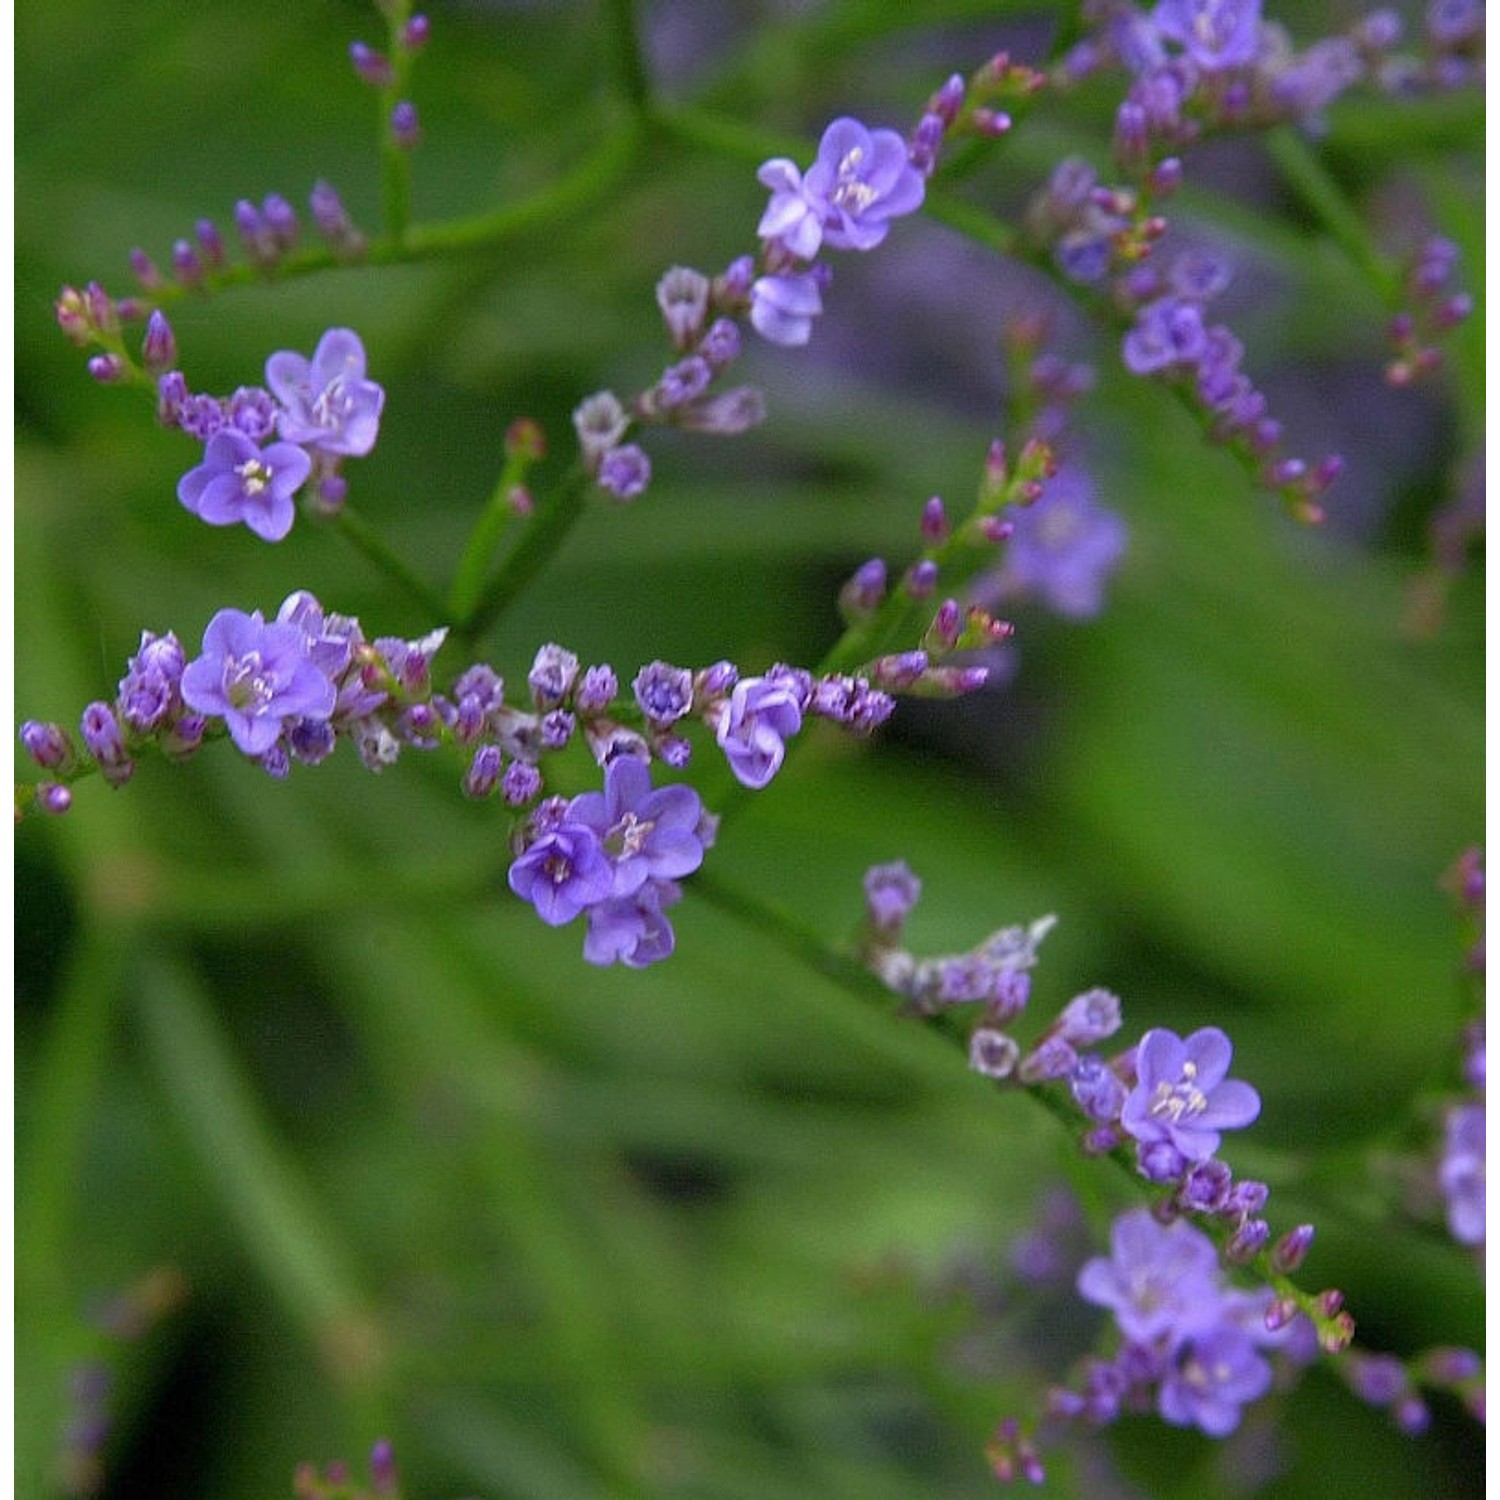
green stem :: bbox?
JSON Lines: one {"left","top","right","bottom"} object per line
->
{"left": 603, "top": 0, "right": 652, "bottom": 117}
{"left": 331, "top": 503, "right": 450, "bottom": 622}
{"left": 380, "top": 0, "right": 416, "bottom": 247}
{"left": 456, "top": 466, "right": 592, "bottom": 647}
{"left": 1263, "top": 126, "right": 1397, "bottom": 300}
{"left": 449, "top": 456, "right": 532, "bottom": 625}
{"left": 133, "top": 951, "right": 391, "bottom": 1423}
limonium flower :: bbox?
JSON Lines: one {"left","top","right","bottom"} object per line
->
{"left": 1153, "top": 0, "right": 1264, "bottom": 71}
{"left": 757, "top": 117, "right": 926, "bottom": 259}
{"left": 265, "top": 328, "right": 384, "bottom": 457}
{"left": 1076, "top": 1209, "right": 1223, "bottom": 1344}
{"left": 176, "top": 428, "right": 312, "bottom": 541}
{"left": 180, "top": 608, "right": 336, "bottom": 756}
{"left": 714, "top": 675, "right": 804, "bottom": 788}
{"left": 567, "top": 755, "right": 706, "bottom": 897}
{"left": 507, "top": 819, "right": 613, "bottom": 926}
{"left": 1121, "top": 1026, "right": 1262, "bottom": 1163}
{"left": 749, "top": 270, "right": 826, "bottom": 348}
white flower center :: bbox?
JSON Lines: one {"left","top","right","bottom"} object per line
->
{"left": 223, "top": 652, "right": 274, "bottom": 712}
{"left": 1149, "top": 1059, "right": 1209, "bottom": 1123}
{"left": 235, "top": 458, "right": 272, "bottom": 496}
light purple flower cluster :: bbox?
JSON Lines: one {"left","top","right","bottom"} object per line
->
{"left": 1062, "top": 1208, "right": 1310, "bottom": 1436}
{"left": 750, "top": 116, "right": 927, "bottom": 347}
{"left": 507, "top": 755, "right": 712, "bottom": 968}
{"left": 164, "top": 328, "right": 385, "bottom": 539}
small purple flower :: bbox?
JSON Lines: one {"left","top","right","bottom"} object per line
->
{"left": 177, "top": 429, "right": 312, "bottom": 542}
{"left": 1070, "top": 1055, "right": 1127, "bottom": 1123}
{"left": 1077, "top": 1209, "right": 1224, "bottom": 1345}
{"left": 583, "top": 880, "right": 681, "bottom": 969}
{"left": 1054, "top": 987, "right": 1123, "bottom": 1046}
{"left": 265, "top": 328, "right": 384, "bottom": 457}
{"left": 1123, "top": 295, "right": 1210, "bottom": 375}
{"left": 656, "top": 266, "right": 711, "bottom": 348}
{"left": 714, "top": 675, "right": 803, "bottom": 788}
{"left": 597, "top": 444, "right": 652, "bottom": 500}
{"left": 80, "top": 702, "right": 133, "bottom": 787}
{"left": 507, "top": 821, "right": 613, "bottom": 926}
{"left": 1153, "top": 0, "right": 1262, "bottom": 71}
{"left": 1158, "top": 1325, "right": 1273, "bottom": 1436}
{"left": 864, "top": 860, "right": 922, "bottom": 935}
{"left": 181, "top": 608, "right": 337, "bottom": 757}
{"left": 117, "top": 630, "right": 186, "bottom": 734}
{"left": 757, "top": 117, "right": 925, "bottom": 260}
{"left": 568, "top": 756, "right": 705, "bottom": 897}
{"left": 573, "top": 391, "right": 629, "bottom": 464}
{"left": 749, "top": 271, "right": 825, "bottom": 348}
{"left": 633, "top": 661, "right": 695, "bottom": 727}
{"left": 1439, "top": 1102, "right": 1485, "bottom": 1246}
{"left": 1121, "top": 1026, "right": 1262, "bottom": 1163}
{"left": 528, "top": 643, "right": 580, "bottom": 709}
{"left": 992, "top": 467, "right": 1128, "bottom": 620}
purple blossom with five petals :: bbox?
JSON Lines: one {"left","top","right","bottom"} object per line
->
{"left": 265, "top": 328, "right": 385, "bottom": 457}
{"left": 1076, "top": 1209, "right": 1224, "bottom": 1346}
{"left": 180, "top": 608, "right": 337, "bottom": 756}
{"left": 1153, "top": 0, "right": 1263, "bottom": 72}
{"left": 1158, "top": 1324, "right": 1274, "bottom": 1436}
{"left": 715, "top": 675, "right": 804, "bottom": 788}
{"left": 507, "top": 820, "right": 613, "bottom": 926}
{"left": 1121, "top": 1026, "right": 1262, "bottom": 1164}
{"left": 177, "top": 428, "right": 312, "bottom": 541}
{"left": 567, "top": 756, "right": 706, "bottom": 897}
{"left": 583, "top": 880, "right": 681, "bottom": 969}
{"left": 757, "top": 117, "right": 926, "bottom": 259}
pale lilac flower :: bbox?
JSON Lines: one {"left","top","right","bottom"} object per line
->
{"left": 177, "top": 429, "right": 312, "bottom": 542}
{"left": 991, "top": 466, "right": 1128, "bottom": 620}
{"left": 656, "top": 266, "right": 711, "bottom": 348}
{"left": 749, "top": 271, "right": 825, "bottom": 348}
{"left": 1158, "top": 1325, "right": 1273, "bottom": 1435}
{"left": 597, "top": 444, "right": 651, "bottom": 500}
{"left": 573, "top": 391, "right": 630, "bottom": 464}
{"left": 117, "top": 631, "right": 186, "bottom": 734}
{"left": 1121, "top": 1026, "right": 1262, "bottom": 1163}
{"left": 757, "top": 117, "right": 925, "bottom": 260}
{"left": 567, "top": 756, "right": 705, "bottom": 897}
{"left": 1077, "top": 1209, "right": 1223, "bottom": 1345}
{"left": 181, "top": 608, "right": 337, "bottom": 756}
{"left": 583, "top": 880, "right": 681, "bottom": 969}
{"left": 864, "top": 860, "right": 922, "bottom": 934}
{"left": 507, "top": 821, "right": 613, "bottom": 926}
{"left": 633, "top": 661, "right": 694, "bottom": 726}
{"left": 1154, "top": 0, "right": 1263, "bottom": 71}
{"left": 715, "top": 675, "right": 803, "bottom": 788}
{"left": 1123, "top": 295, "right": 1210, "bottom": 374}
{"left": 265, "top": 328, "right": 384, "bottom": 457}
{"left": 1439, "top": 1102, "right": 1485, "bottom": 1246}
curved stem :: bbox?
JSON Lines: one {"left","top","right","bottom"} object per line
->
{"left": 603, "top": 0, "right": 652, "bottom": 117}
{"left": 331, "top": 504, "right": 450, "bottom": 623}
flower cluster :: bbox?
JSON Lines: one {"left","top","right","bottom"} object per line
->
{"left": 1434, "top": 846, "right": 1485, "bottom": 1249}
{"left": 1061, "top": 1208, "right": 1314, "bottom": 1436}
{"left": 160, "top": 328, "right": 385, "bottom": 536}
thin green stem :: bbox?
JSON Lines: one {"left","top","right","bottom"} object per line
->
{"left": 449, "top": 451, "right": 535, "bottom": 625}
{"left": 1263, "top": 126, "right": 1397, "bottom": 300}
{"left": 456, "top": 466, "right": 592, "bottom": 647}
{"left": 379, "top": 0, "right": 416, "bottom": 246}
{"left": 603, "top": 0, "right": 652, "bottom": 117}
{"left": 331, "top": 504, "right": 450, "bottom": 622}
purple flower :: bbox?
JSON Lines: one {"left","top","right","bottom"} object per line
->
{"left": 265, "top": 328, "right": 384, "bottom": 457}
{"left": 1077, "top": 1209, "right": 1224, "bottom": 1345}
{"left": 656, "top": 266, "right": 711, "bottom": 348}
{"left": 749, "top": 271, "right": 825, "bottom": 348}
{"left": 583, "top": 880, "right": 681, "bottom": 969}
{"left": 507, "top": 821, "right": 613, "bottom": 926}
{"left": 1123, "top": 295, "right": 1209, "bottom": 375}
{"left": 1158, "top": 1325, "right": 1273, "bottom": 1436}
{"left": 181, "top": 608, "right": 337, "bottom": 756}
{"left": 177, "top": 428, "right": 312, "bottom": 541}
{"left": 1153, "top": 0, "right": 1262, "bottom": 71}
{"left": 864, "top": 860, "right": 922, "bottom": 934}
{"left": 117, "top": 630, "right": 186, "bottom": 734}
{"left": 714, "top": 675, "right": 803, "bottom": 788}
{"left": 633, "top": 661, "right": 695, "bottom": 726}
{"left": 757, "top": 117, "right": 925, "bottom": 260}
{"left": 991, "top": 466, "right": 1128, "bottom": 620}
{"left": 1439, "top": 1102, "right": 1485, "bottom": 1246}
{"left": 567, "top": 756, "right": 705, "bottom": 897}
{"left": 597, "top": 444, "right": 651, "bottom": 500}
{"left": 1121, "top": 1026, "right": 1262, "bottom": 1164}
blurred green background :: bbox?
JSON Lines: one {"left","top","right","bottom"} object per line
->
{"left": 15, "top": 2, "right": 1484, "bottom": 1497}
